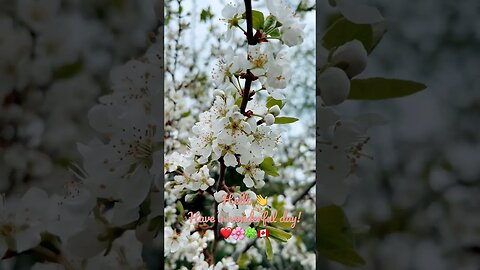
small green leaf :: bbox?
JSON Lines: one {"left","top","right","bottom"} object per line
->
{"left": 270, "top": 197, "right": 291, "bottom": 229}
{"left": 317, "top": 205, "right": 366, "bottom": 267}
{"left": 176, "top": 201, "right": 184, "bottom": 214}
{"left": 176, "top": 201, "right": 185, "bottom": 223}
{"left": 200, "top": 8, "right": 214, "bottom": 22}
{"left": 269, "top": 29, "right": 281, "bottom": 38}
{"left": 264, "top": 15, "right": 277, "bottom": 33}
{"left": 265, "top": 237, "right": 273, "bottom": 261}
{"left": 266, "top": 97, "right": 284, "bottom": 108}
{"left": 235, "top": 97, "right": 242, "bottom": 107}
{"left": 180, "top": 111, "right": 191, "bottom": 118}
{"left": 52, "top": 58, "right": 84, "bottom": 79}
{"left": 271, "top": 220, "right": 294, "bottom": 230}
{"left": 274, "top": 117, "right": 299, "bottom": 124}
{"left": 260, "top": 157, "right": 279, "bottom": 177}
{"left": 370, "top": 22, "right": 387, "bottom": 53}
{"left": 323, "top": 18, "right": 372, "bottom": 51}
{"left": 237, "top": 253, "right": 250, "bottom": 268}
{"left": 265, "top": 225, "right": 292, "bottom": 242}
{"left": 251, "top": 10, "right": 265, "bottom": 30}
{"left": 348, "top": 78, "right": 427, "bottom": 100}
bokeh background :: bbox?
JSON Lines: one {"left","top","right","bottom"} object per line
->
{"left": 0, "top": 0, "right": 158, "bottom": 269}
{"left": 318, "top": 0, "right": 480, "bottom": 269}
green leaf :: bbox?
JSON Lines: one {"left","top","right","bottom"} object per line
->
{"left": 265, "top": 237, "right": 273, "bottom": 261}
{"left": 269, "top": 29, "right": 281, "bottom": 38}
{"left": 370, "top": 22, "right": 387, "bottom": 53}
{"left": 235, "top": 97, "right": 242, "bottom": 107}
{"left": 322, "top": 17, "right": 387, "bottom": 54}
{"left": 264, "top": 15, "right": 277, "bottom": 33}
{"left": 266, "top": 97, "right": 285, "bottom": 108}
{"left": 270, "top": 197, "right": 292, "bottom": 229}
{"left": 348, "top": 78, "right": 427, "bottom": 100}
{"left": 265, "top": 225, "right": 292, "bottom": 242}
{"left": 274, "top": 117, "right": 299, "bottom": 124}
{"left": 251, "top": 10, "right": 265, "bottom": 30}
{"left": 271, "top": 220, "right": 294, "bottom": 230}
{"left": 323, "top": 18, "right": 372, "bottom": 52}
{"left": 200, "top": 8, "right": 214, "bottom": 22}
{"left": 317, "top": 205, "right": 366, "bottom": 267}
{"left": 176, "top": 201, "right": 185, "bottom": 223}
{"left": 260, "top": 157, "right": 279, "bottom": 177}
{"left": 180, "top": 111, "right": 191, "bottom": 118}
{"left": 176, "top": 201, "right": 184, "bottom": 215}
{"left": 52, "top": 58, "right": 83, "bottom": 79}
{"left": 237, "top": 253, "right": 250, "bottom": 268}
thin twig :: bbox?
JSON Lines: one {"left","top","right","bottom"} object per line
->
{"left": 292, "top": 181, "right": 316, "bottom": 205}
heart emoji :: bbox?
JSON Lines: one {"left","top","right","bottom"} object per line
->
{"left": 220, "top": 227, "right": 232, "bottom": 239}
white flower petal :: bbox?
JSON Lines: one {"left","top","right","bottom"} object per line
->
{"left": 336, "top": 0, "right": 384, "bottom": 24}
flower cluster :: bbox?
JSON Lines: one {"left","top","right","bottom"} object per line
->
{"left": 166, "top": 1, "right": 306, "bottom": 197}
{"left": 164, "top": 0, "right": 310, "bottom": 268}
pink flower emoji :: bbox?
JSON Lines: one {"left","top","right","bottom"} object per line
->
{"left": 231, "top": 227, "right": 245, "bottom": 240}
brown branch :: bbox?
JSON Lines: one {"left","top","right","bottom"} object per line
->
{"left": 240, "top": 0, "right": 256, "bottom": 115}
{"left": 209, "top": 158, "right": 226, "bottom": 264}
{"left": 209, "top": 0, "right": 257, "bottom": 263}
{"left": 240, "top": 74, "right": 253, "bottom": 115}
{"left": 244, "top": 0, "right": 255, "bottom": 45}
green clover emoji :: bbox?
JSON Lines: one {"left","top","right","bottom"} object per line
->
{"left": 245, "top": 227, "right": 257, "bottom": 239}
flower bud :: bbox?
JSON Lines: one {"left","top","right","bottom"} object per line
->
{"left": 318, "top": 67, "right": 350, "bottom": 106}
{"left": 264, "top": 114, "right": 275, "bottom": 126}
{"left": 213, "top": 89, "right": 225, "bottom": 97}
{"left": 268, "top": 105, "right": 281, "bottom": 116}
{"left": 214, "top": 190, "right": 227, "bottom": 203}
{"left": 185, "top": 194, "right": 195, "bottom": 202}
{"left": 281, "top": 21, "right": 305, "bottom": 47}
{"left": 331, "top": 40, "right": 368, "bottom": 78}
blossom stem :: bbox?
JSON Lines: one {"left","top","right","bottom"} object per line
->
{"left": 236, "top": 24, "right": 247, "bottom": 34}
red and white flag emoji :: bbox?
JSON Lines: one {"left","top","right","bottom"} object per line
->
{"left": 257, "top": 228, "right": 269, "bottom": 238}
